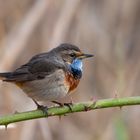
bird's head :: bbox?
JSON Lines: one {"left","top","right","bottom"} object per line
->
{"left": 52, "top": 43, "right": 93, "bottom": 65}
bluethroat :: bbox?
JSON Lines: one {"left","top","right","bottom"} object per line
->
{"left": 0, "top": 43, "right": 93, "bottom": 107}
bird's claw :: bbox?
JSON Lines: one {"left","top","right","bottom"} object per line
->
{"left": 52, "top": 101, "right": 73, "bottom": 111}
{"left": 32, "top": 99, "right": 48, "bottom": 115}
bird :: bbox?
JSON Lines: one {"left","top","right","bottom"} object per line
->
{"left": 0, "top": 43, "right": 93, "bottom": 109}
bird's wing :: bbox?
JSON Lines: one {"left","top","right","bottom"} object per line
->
{"left": 1, "top": 59, "right": 64, "bottom": 82}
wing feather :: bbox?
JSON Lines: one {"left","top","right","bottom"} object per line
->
{"left": 1, "top": 59, "right": 64, "bottom": 82}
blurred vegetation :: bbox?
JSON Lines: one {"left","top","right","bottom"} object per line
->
{"left": 0, "top": 0, "right": 140, "bottom": 140}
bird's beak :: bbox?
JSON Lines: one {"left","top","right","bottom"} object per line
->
{"left": 77, "top": 53, "right": 94, "bottom": 59}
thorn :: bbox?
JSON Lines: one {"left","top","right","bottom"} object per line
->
{"left": 14, "top": 110, "right": 19, "bottom": 114}
{"left": 59, "top": 115, "right": 62, "bottom": 121}
{"left": 84, "top": 106, "right": 90, "bottom": 111}
{"left": 58, "top": 114, "right": 67, "bottom": 120}
{"left": 5, "top": 124, "right": 8, "bottom": 130}
{"left": 114, "top": 93, "right": 118, "bottom": 99}
{"left": 113, "top": 90, "right": 119, "bottom": 99}
{"left": 119, "top": 106, "right": 122, "bottom": 110}
{"left": 63, "top": 114, "right": 67, "bottom": 116}
{"left": 90, "top": 96, "right": 98, "bottom": 102}
{"left": 90, "top": 96, "right": 97, "bottom": 107}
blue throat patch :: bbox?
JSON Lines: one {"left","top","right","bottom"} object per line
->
{"left": 69, "top": 59, "right": 83, "bottom": 79}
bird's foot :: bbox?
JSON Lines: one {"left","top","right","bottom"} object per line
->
{"left": 32, "top": 99, "right": 48, "bottom": 115}
{"left": 64, "top": 102, "right": 73, "bottom": 111}
{"left": 52, "top": 101, "right": 73, "bottom": 112}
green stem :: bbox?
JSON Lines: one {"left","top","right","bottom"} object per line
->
{"left": 0, "top": 96, "right": 140, "bottom": 126}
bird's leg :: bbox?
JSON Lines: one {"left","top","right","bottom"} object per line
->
{"left": 52, "top": 100, "right": 73, "bottom": 112}
{"left": 64, "top": 97, "right": 74, "bottom": 111}
{"left": 32, "top": 99, "right": 48, "bottom": 115}
{"left": 52, "top": 101, "right": 64, "bottom": 107}
{"left": 33, "top": 99, "right": 43, "bottom": 109}
{"left": 63, "top": 103, "right": 73, "bottom": 111}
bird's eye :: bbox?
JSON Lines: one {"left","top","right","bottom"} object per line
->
{"left": 70, "top": 53, "right": 76, "bottom": 57}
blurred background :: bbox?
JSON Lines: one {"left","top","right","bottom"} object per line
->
{"left": 0, "top": 0, "right": 140, "bottom": 140}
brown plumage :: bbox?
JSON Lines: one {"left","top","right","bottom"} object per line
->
{"left": 65, "top": 71, "right": 80, "bottom": 93}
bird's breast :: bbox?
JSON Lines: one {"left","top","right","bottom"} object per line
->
{"left": 65, "top": 71, "right": 80, "bottom": 93}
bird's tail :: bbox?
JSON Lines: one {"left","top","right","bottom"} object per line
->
{"left": 0, "top": 72, "right": 12, "bottom": 81}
